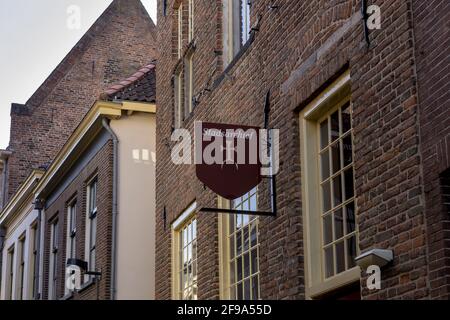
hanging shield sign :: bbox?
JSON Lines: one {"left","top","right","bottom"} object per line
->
{"left": 195, "top": 121, "right": 262, "bottom": 200}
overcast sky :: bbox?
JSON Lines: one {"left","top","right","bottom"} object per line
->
{"left": 0, "top": 0, "right": 157, "bottom": 149}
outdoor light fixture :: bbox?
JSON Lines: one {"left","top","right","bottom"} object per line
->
{"left": 355, "top": 249, "right": 393, "bottom": 269}
{"left": 33, "top": 198, "right": 45, "bottom": 211}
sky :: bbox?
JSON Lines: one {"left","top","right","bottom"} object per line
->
{"left": 0, "top": 0, "right": 157, "bottom": 149}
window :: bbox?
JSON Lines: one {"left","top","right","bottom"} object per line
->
{"left": 240, "top": 0, "right": 251, "bottom": 45}
{"left": 163, "top": 0, "right": 168, "bottom": 16}
{"left": 299, "top": 70, "right": 360, "bottom": 299}
{"left": 318, "top": 101, "right": 356, "bottom": 278}
{"left": 6, "top": 246, "right": 15, "bottom": 300}
{"left": 184, "top": 53, "right": 194, "bottom": 118}
{"left": 172, "top": 202, "right": 197, "bottom": 300}
{"left": 66, "top": 201, "right": 77, "bottom": 260}
{"left": 219, "top": 188, "right": 260, "bottom": 300}
{"left": 18, "top": 235, "right": 26, "bottom": 300}
{"left": 223, "top": 0, "right": 252, "bottom": 65}
{"left": 65, "top": 200, "right": 77, "bottom": 294}
{"left": 85, "top": 178, "right": 97, "bottom": 276}
{"left": 188, "top": 0, "right": 194, "bottom": 42}
{"left": 174, "top": 70, "right": 183, "bottom": 128}
{"left": 177, "top": 3, "right": 183, "bottom": 58}
{"left": 30, "top": 222, "right": 39, "bottom": 299}
{"left": 49, "top": 219, "right": 59, "bottom": 300}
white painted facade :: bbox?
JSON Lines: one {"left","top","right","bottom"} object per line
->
{"left": 0, "top": 171, "right": 44, "bottom": 300}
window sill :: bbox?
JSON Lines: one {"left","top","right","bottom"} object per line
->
{"left": 306, "top": 267, "right": 361, "bottom": 299}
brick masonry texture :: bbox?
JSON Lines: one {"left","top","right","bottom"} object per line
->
{"left": 413, "top": 0, "right": 450, "bottom": 299}
{"left": 5, "top": 0, "right": 157, "bottom": 202}
{"left": 43, "top": 140, "right": 113, "bottom": 300}
{"left": 156, "top": 0, "right": 450, "bottom": 300}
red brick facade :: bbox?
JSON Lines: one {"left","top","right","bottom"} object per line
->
{"left": 413, "top": 0, "right": 450, "bottom": 299}
{"left": 155, "top": 0, "right": 449, "bottom": 300}
{"left": 5, "top": 0, "right": 157, "bottom": 201}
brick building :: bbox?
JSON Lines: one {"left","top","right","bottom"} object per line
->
{"left": 0, "top": 0, "right": 157, "bottom": 203}
{"left": 35, "top": 65, "right": 157, "bottom": 300}
{"left": 155, "top": 0, "right": 449, "bottom": 300}
{"left": 0, "top": 0, "right": 158, "bottom": 300}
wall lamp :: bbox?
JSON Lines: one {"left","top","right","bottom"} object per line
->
{"left": 355, "top": 249, "right": 394, "bottom": 269}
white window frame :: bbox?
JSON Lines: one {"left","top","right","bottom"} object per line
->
{"left": 85, "top": 177, "right": 98, "bottom": 281}
{"left": 6, "top": 245, "right": 15, "bottom": 300}
{"left": 174, "top": 70, "right": 183, "bottom": 128}
{"left": 48, "top": 219, "right": 59, "bottom": 300}
{"left": 299, "top": 70, "right": 360, "bottom": 299}
{"left": 171, "top": 201, "right": 198, "bottom": 300}
{"left": 65, "top": 198, "right": 77, "bottom": 294}
{"left": 18, "top": 234, "right": 26, "bottom": 300}
{"left": 188, "top": 0, "right": 194, "bottom": 42}
{"left": 223, "top": 0, "right": 252, "bottom": 65}
{"left": 177, "top": 3, "right": 183, "bottom": 58}
{"left": 29, "top": 221, "right": 39, "bottom": 299}
{"left": 184, "top": 52, "right": 194, "bottom": 117}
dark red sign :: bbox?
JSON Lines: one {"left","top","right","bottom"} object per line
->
{"left": 195, "top": 122, "right": 262, "bottom": 200}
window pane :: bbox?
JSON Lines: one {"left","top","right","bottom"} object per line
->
{"left": 347, "top": 236, "right": 357, "bottom": 268}
{"left": 321, "top": 150, "right": 330, "bottom": 181}
{"left": 230, "top": 235, "right": 235, "bottom": 259}
{"left": 230, "top": 260, "right": 235, "bottom": 285}
{"left": 250, "top": 195, "right": 257, "bottom": 211}
{"left": 336, "top": 241, "right": 345, "bottom": 273}
{"left": 250, "top": 222, "right": 257, "bottom": 248}
{"left": 237, "top": 256, "right": 243, "bottom": 280}
{"left": 333, "top": 175, "right": 342, "bottom": 207}
{"left": 243, "top": 227, "right": 249, "bottom": 252}
{"left": 236, "top": 230, "right": 242, "bottom": 255}
{"left": 193, "top": 240, "right": 197, "bottom": 262}
{"left": 344, "top": 168, "right": 354, "bottom": 200}
{"left": 330, "top": 110, "right": 340, "bottom": 141}
{"left": 346, "top": 202, "right": 355, "bottom": 233}
{"left": 320, "top": 119, "right": 329, "bottom": 149}
{"left": 324, "top": 246, "right": 334, "bottom": 278}
{"left": 342, "top": 134, "right": 353, "bottom": 167}
{"left": 322, "top": 182, "right": 331, "bottom": 212}
{"left": 331, "top": 142, "right": 341, "bottom": 174}
{"left": 252, "top": 275, "right": 259, "bottom": 300}
{"left": 251, "top": 248, "right": 258, "bottom": 274}
{"left": 244, "top": 253, "right": 250, "bottom": 278}
{"left": 323, "top": 214, "right": 332, "bottom": 245}
{"left": 244, "top": 279, "right": 250, "bottom": 300}
{"left": 237, "top": 282, "right": 243, "bottom": 300}
{"left": 192, "top": 219, "right": 197, "bottom": 240}
{"left": 341, "top": 103, "right": 351, "bottom": 134}
{"left": 334, "top": 208, "right": 344, "bottom": 240}
{"left": 237, "top": 214, "right": 242, "bottom": 228}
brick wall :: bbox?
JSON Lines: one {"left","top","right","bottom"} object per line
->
{"left": 6, "top": 0, "right": 157, "bottom": 201}
{"left": 413, "top": 0, "right": 450, "bottom": 300}
{"left": 155, "top": 0, "right": 447, "bottom": 300}
{"left": 42, "top": 140, "right": 113, "bottom": 300}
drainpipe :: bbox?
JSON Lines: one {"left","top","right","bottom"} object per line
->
{"left": 102, "top": 118, "right": 119, "bottom": 300}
